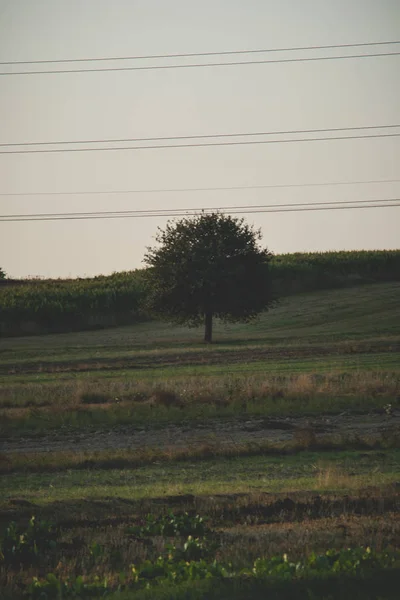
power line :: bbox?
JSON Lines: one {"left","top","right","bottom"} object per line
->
{"left": 1, "top": 124, "right": 398, "bottom": 148}
{"left": 2, "top": 40, "right": 399, "bottom": 65}
{"left": 3, "top": 197, "right": 400, "bottom": 218}
{"left": 1, "top": 133, "right": 399, "bottom": 155}
{"left": 2, "top": 178, "right": 399, "bottom": 197}
{"left": 2, "top": 204, "right": 399, "bottom": 222}
{"left": 1, "top": 51, "right": 399, "bottom": 76}
{"left": 1, "top": 199, "right": 399, "bottom": 222}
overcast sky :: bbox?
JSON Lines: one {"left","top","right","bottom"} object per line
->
{"left": 0, "top": 0, "right": 399, "bottom": 278}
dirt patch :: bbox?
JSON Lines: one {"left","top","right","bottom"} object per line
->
{"left": 1, "top": 412, "right": 398, "bottom": 455}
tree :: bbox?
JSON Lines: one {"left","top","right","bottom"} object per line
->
{"left": 144, "top": 212, "right": 276, "bottom": 343}
{"left": 0, "top": 267, "right": 5, "bottom": 280}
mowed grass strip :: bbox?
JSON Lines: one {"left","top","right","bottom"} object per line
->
{"left": 3, "top": 431, "right": 400, "bottom": 475}
{"left": 2, "top": 346, "right": 400, "bottom": 380}
{"left": 1, "top": 282, "right": 399, "bottom": 367}
{"left": 2, "top": 450, "right": 400, "bottom": 506}
{"left": 0, "top": 351, "right": 400, "bottom": 385}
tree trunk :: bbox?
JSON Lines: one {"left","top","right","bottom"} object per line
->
{"left": 204, "top": 311, "right": 213, "bottom": 343}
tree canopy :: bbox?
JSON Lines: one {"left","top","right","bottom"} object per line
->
{"left": 144, "top": 212, "right": 276, "bottom": 342}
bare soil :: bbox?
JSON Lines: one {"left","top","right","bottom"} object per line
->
{"left": 1, "top": 411, "right": 398, "bottom": 455}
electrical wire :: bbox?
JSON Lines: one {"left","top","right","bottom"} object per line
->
{"left": 1, "top": 200, "right": 399, "bottom": 222}
{"left": 1, "top": 124, "right": 398, "bottom": 148}
{"left": 2, "top": 178, "right": 399, "bottom": 197}
{"left": 1, "top": 132, "right": 399, "bottom": 155}
{"left": 2, "top": 40, "right": 399, "bottom": 65}
{"left": 1, "top": 51, "right": 399, "bottom": 76}
{"left": 3, "top": 197, "right": 400, "bottom": 218}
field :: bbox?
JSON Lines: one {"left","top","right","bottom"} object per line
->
{"left": 1, "top": 281, "right": 400, "bottom": 598}
{"left": 1, "top": 249, "right": 400, "bottom": 336}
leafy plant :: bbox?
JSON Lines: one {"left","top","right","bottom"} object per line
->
{"left": 251, "top": 547, "right": 400, "bottom": 579}
{"left": 0, "top": 516, "right": 57, "bottom": 567}
{"left": 165, "top": 536, "right": 215, "bottom": 562}
{"left": 126, "top": 512, "right": 210, "bottom": 538}
{"left": 26, "top": 546, "right": 400, "bottom": 598}
{"left": 28, "top": 573, "right": 111, "bottom": 599}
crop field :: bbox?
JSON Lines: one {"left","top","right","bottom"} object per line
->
{"left": 1, "top": 249, "right": 399, "bottom": 336}
{"left": 1, "top": 281, "right": 400, "bottom": 598}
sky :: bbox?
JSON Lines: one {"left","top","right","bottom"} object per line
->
{"left": 0, "top": 0, "right": 399, "bottom": 278}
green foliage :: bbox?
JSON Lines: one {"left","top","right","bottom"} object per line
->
{"left": 0, "top": 267, "right": 5, "bottom": 280}
{"left": 28, "top": 573, "right": 110, "bottom": 599}
{"left": 1, "top": 513, "right": 398, "bottom": 599}
{"left": 25, "top": 545, "right": 400, "bottom": 599}
{"left": 250, "top": 546, "right": 398, "bottom": 578}
{"left": 144, "top": 213, "right": 275, "bottom": 341}
{"left": 126, "top": 512, "right": 210, "bottom": 538}
{"left": 270, "top": 250, "right": 400, "bottom": 295}
{"left": 0, "top": 270, "right": 146, "bottom": 334}
{"left": 1, "top": 250, "right": 400, "bottom": 337}
{"left": 0, "top": 516, "right": 57, "bottom": 567}
{"left": 131, "top": 552, "right": 227, "bottom": 585}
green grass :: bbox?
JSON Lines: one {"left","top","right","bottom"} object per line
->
{"left": 1, "top": 281, "right": 400, "bottom": 599}
{"left": 2, "top": 250, "right": 399, "bottom": 339}
{"left": 1, "top": 282, "right": 399, "bottom": 366}
{"left": 2, "top": 450, "right": 399, "bottom": 506}
{"left": 3, "top": 352, "right": 400, "bottom": 385}
{"left": 3, "top": 427, "right": 400, "bottom": 476}
{"left": 111, "top": 571, "right": 400, "bottom": 600}
{"left": 1, "top": 282, "right": 398, "bottom": 435}
{"left": 1, "top": 447, "right": 400, "bottom": 599}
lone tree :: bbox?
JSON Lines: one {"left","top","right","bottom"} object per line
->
{"left": 144, "top": 212, "right": 275, "bottom": 343}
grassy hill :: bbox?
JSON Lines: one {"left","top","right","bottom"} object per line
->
{"left": 2, "top": 281, "right": 399, "bottom": 366}
{"left": 1, "top": 250, "right": 399, "bottom": 337}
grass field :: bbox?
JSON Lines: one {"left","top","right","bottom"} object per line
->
{"left": 1, "top": 282, "right": 399, "bottom": 435}
{"left": 2, "top": 450, "right": 400, "bottom": 504}
{"left": 1, "top": 281, "right": 400, "bottom": 598}
{"left": 2, "top": 282, "right": 399, "bottom": 359}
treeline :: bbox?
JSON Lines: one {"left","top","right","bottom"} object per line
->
{"left": 1, "top": 250, "right": 399, "bottom": 336}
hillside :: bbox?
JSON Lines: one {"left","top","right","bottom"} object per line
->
{"left": 1, "top": 250, "right": 399, "bottom": 337}
{"left": 2, "top": 282, "right": 399, "bottom": 369}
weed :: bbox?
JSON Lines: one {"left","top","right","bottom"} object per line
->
{"left": 126, "top": 513, "right": 210, "bottom": 539}
{"left": 0, "top": 516, "right": 57, "bottom": 567}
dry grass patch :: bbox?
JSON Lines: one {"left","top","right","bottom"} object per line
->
{"left": 220, "top": 513, "right": 400, "bottom": 564}
{"left": 1, "top": 370, "right": 399, "bottom": 410}
{"left": 2, "top": 431, "right": 400, "bottom": 475}
{"left": 1, "top": 370, "right": 399, "bottom": 437}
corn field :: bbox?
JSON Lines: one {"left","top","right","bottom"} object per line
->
{"left": 1, "top": 250, "right": 399, "bottom": 334}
